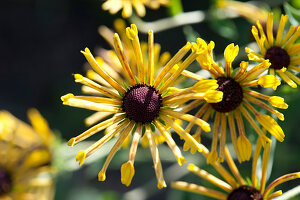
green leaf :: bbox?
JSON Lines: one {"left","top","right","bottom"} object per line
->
{"left": 284, "top": 2, "right": 300, "bottom": 26}
{"left": 161, "top": 89, "right": 170, "bottom": 97}
{"left": 157, "top": 81, "right": 164, "bottom": 90}
{"left": 150, "top": 122, "right": 156, "bottom": 132}
{"left": 167, "top": 0, "right": 183, "bottom": 16}
{"left": 134, "top": 76, "right": 140, "bottom": 84}
{"left": 123, "top": 81, "right": 129, "bottom": 90}
{"left": 160, "top": 105, "right": 174, "bottom": 110}
{"left": 158, "top": 117, "right": 166, "bottom": 126}
{"left": 291, "top": 0, "right": 300, "bottom": 9}
{"left": 131, "top": 123, "right": 138, "bottom": 135}
{"left": 141, "top": 125, "right": 146, "bottom": 136}
{"left": 118, "top": 91, "right": 124, "bottom": 97}
{"left": 209, "top": 18, "right": 238, "bottom": 40}
{"left": 145, "top": 74, "right": 148, "bottom": 85}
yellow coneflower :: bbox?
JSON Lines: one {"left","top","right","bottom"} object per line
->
{"left": 83, "top": 19, "right": 173, "bottom": 147}
{"left": 61, "top": 24, "right": 223, "bottom": 188}
{"left": 247, "top": 13, "right": 300, "bottom": 88}
{"left": 181, "top": 39, "right": 287, "bottom": 164}
{"left": 102, "top": 0, "right": 169, "bottom": 18}
{"left": 172, "top": 139, "right": 300, "bottom": 200}
{"left": 0, "top": 109, "right": 55, "bottom": 200}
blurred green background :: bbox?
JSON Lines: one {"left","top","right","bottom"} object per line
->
{"left": 1, "top": 0, "right": 299, "bottom": 199}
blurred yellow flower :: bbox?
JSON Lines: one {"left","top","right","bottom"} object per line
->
{"left": 247, "top": 13, "right": 300, "bottom": 88}
{"left": 182, "top": 39, "right": 287, "bottom": 164}
{"left": 172, "top": 141, "right": 300, "bottom": 200}
{"left": 62, "top": 24, "right": 221, "bottom": 188}
{"left": 0, "top": 109, "right": 55, "bottom": 200}
{"left": 102, "top": 0, "right": 169, "bottom": 18}
{"left": 217, "top": 0, "right": 268, "bottom": 23}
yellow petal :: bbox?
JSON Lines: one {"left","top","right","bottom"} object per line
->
{"left": 76, "top": 150, "right": 86, "bottom": 166}
{"left": 121, "top": 134, "right": 131, "bottom": 148}
{"left": 68, "top": 137, "right": 76, "bottom": 147}
{"left": 257, "top": 115, "right": 284, "bottom": 142}
{"left": 192, "top": 79, "right": 219, "bottom": 93}
{"left": 126, "top": 24, "right": 138, "bottom": 40}
{"left": 203, "top": 90, "right": 223, "bottom": 103}
{"left": 269, "top": 96, "right": 288, "bottom": 109}
{"left": 237, "top": 135, "right": 252, "bottom": 162}
{"left": 98, "top": 170, "right": 106, "bottom": 181}
{"left": 121, "top": 161, "right": 135, "bottom": 187}
{"left": 24, "top": 149, "right": 51, "bottom": 168}
{"left": 207, "top": 150, "right": 218, "bottom": 164}
{"left": 157, "top": 181, "right": 167, "bottom": 189}
{"left": 224, "top": 43, "right": 239, "bottom": 63}
{"left": 61, "top": 93, "right": 75, "bottom": 104}
{"left": 258, "top": 75, "right": 281, "bottom": 90}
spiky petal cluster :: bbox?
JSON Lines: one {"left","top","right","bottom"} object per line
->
{"left": 61, "top": 24, "right": 223, "bottom": 188}
{"left": 247, "top": 13, "right": 300, "bottom": 88}
{"left": 181, "top": 39, "right": 287, "bottom": 164}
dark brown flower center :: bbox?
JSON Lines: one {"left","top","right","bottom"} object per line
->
{"left": 0, "top": 168, "right": 12, "bottom": 195}
{"left": 228, "top": 185, "right": 263, "bottom": 200}
{"left": 265, "top": 46, "right": 290, "bottom": 70}
{"left": 122, "top": 84, "right": 162, "bottom": 123}
{"left": 210, "top": 77, "right": 243, "bottom": 113}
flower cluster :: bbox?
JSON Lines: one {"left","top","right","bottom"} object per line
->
{"left": 60, "top": 1, "right": 300, "bottom": 199}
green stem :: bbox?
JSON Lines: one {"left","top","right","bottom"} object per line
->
{"left": 168, "top": 0, "right": 183, "bottom": 16}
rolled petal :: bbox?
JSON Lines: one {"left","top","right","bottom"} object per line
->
{"left": 98, "top": 170, "right": 106, "bottom": 181}
{"left": 258, "top": 75, "right": 281, "bottom": 90}
{"left": 207, "top": 150, "right": 218, "bottom": 164}
{"left": 121, "top": 161, "right": 135, "bottom": 187}
{"left": 256, "top": 115, "right": 284, "bottom": 142}
{"left": 237, "top": 135, "right": 252, "bottom": 162}
{"left": 203, "top": 90, "right": 223, "bottom": 103}
{"left": 192, "top": 79, "right": 219, "bottom": 93}
{"left": 269, "top": 96, "right": 288, "bottom": 109}
{"left": 76, "top": 150, "right": 86, "bottom": 166}
{"left": 224, "top": 43, "right": 239, "bottom": 64}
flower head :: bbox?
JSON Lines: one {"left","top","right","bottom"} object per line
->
{"left": 61, "top": 24, "right": 222, "bottom": 188}
{"left": 172, "top": 142, "right": 300, "bottom": 199}
{"left": 85, "top": 19, "right": 172, "bottom": 147}
{"left": 247, "top": 13, "right": 300, "bottom": 88}
{"left": 0, "top": 109, "right": 55, "bottom": 199}
{"left": 182, "top": 39, "right": 287, "bottom": 163}
{"left": 102, "top": 0, "right": 169, "bottom": 18}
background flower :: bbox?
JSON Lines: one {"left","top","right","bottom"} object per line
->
{"left": 247, "top": 13, "right": 300, "bottom": 88}
{"left": 102, "top": 0, "right": 169, "bottom": 18}
{"left": 0, "top": 109, "right": 55, "bottom": 200}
